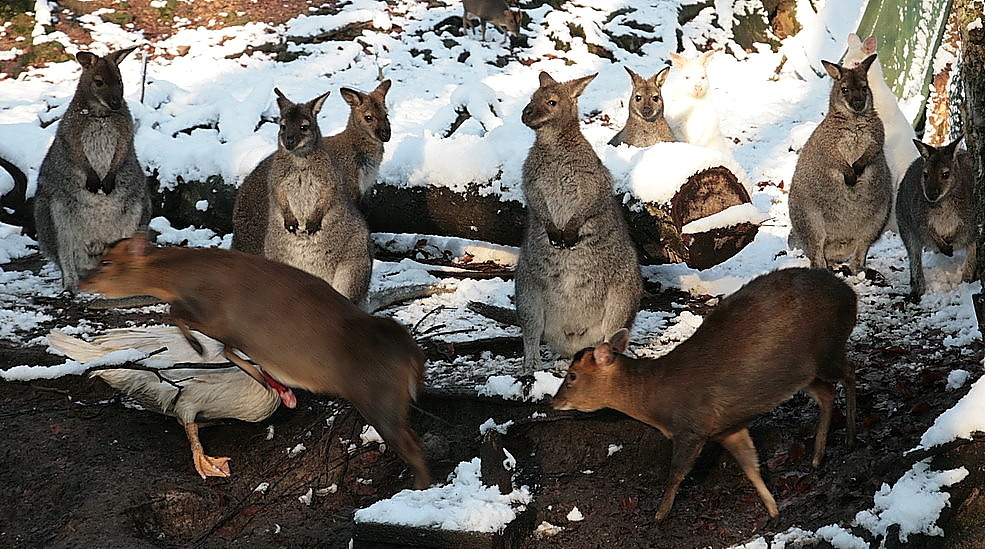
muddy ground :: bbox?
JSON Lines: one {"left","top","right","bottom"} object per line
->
{"left": 2, "top": 248, "right": 985, "bottom": 549}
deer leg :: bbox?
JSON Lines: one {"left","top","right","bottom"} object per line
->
{"left": 655, "top": 434, "right": 706, "bottom": 521}
{"left": 718, "top": 428, "right": 778, "bottom": 517}
{"left": 803, "top": 379, "right": 835, "bottom": 467}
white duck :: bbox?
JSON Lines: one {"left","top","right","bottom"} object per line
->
{"left": 47, "top": 325, "right": 296, "bottom": 479}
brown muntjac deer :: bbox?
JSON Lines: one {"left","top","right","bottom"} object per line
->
{"left": 80, "top": 232, "right": 431, "bottom": 489}
{"left": 553, "top": 268, "right": 857, "bottom": 520}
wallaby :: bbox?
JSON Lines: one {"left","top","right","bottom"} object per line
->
{"left": 896, "top": 138, "right": 975, "bottom": 300}
{"left": 323, "top": 79, "right": 392, "bottom": 202}
{"left": 608, "top": 66, "right": 676, "bottom": 147}
{"left": 33, "top": 46, "right": 151, "bottom": 292}
{"left": 661, "top": 51, "right": 732, "bottom": 157}
{"left": 787, "top": 55, "right": 892, "bottom": 274}
{"left": 553, "top": 268, "right": 857, "bottom": 521}
{"left": 0, "top": 154, "right": 33, "bottom": 235}
{"left": 515, "top": 71, "right": 643, "bottom": 375}
{"left": 80, "top": 233, "right": 432, "bottom": 490}
{"left": 462, "top": 0, "right": 522, "bottom": 42}
{"left": 843, "top": 33, "right": 920, "bottom": 233}
{"left": 247, "top": 88, "right": 373, "bottom": 305}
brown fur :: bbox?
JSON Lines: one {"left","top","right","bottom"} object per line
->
{"left": 553, "top": 268, "right": 857, "bottom": 520}
{"left": 80, "top": 233, "right": 431, "bottom": 489}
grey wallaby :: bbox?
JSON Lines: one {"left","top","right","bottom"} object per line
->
{"left": 261, "top": 88, "right": 373, "bottom": 305}
{"left": 515, "top": 71, "right": 643, "bottom": 375}
{"left": 787, "top": 54, "right": 892, "bottom": 274}
{"left": 33, "top": 46, "right": 151, "bottom": 292}
{"left": 462, "top": 0, "right": 522, "bottom": 42}
{"left": 554, "top": 268, "right": 857, "bottom": 520}
{"left": 608, "top": 66, "right": 676, "bottom": 147}
{"left": 232, "top": 81, "right": 391, "bottom": 253}
{"left": 895, "top": 137, "right": 975, "bottom": 300}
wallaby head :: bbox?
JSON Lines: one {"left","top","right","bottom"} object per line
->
{"left": 844, "top": 33, "right": 878, "bottom": 67}
{"left": 79, "top": 232, "right": 153, "bottom": 298}
{"left": 274, "top": 88, "right": 330, "bottom": 156}
{"left": 521, "top": 71, "right": 597, "bottom": 131}
{"left": 669, "top": 51, "right": 713, "bottom": 98}
{"left": 914, "top": 138, "right": 964, "bottom": 202}
{"left": 552, "top": 328, "right": 630, "bottom": 412}
{"left": 75, "top": 46, "right": 138, "bottom": 113}
{"left": 340, "top": 79, "right": 392, "bottom": 143}
{"left": 626, "top": 66, "right": 670, "bottom": 121}
{"left": 822, "top": 55, "right": 876, "bottom": 115}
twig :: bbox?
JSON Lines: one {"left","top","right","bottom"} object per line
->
{"left": 411, "top": 305, "right": 445, "bottom": 337}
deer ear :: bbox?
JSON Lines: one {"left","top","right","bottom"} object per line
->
{"left": 609, "top": 328, "right": 630, "bottom": 354}
{"left": 821, "top": 60, "right": 841, "bottom": 80}
{"left": 593, "top": 343, "right": 615, "bottom": 367}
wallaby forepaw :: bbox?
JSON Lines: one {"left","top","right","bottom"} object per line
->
{"left": 938, "top": 243, "right": 954, "bottom": 257}
{"left": 101, "top": 173, "right": 116, "bottom": 195}
{"left": 843, "top": 173, "right": 857, "bottom": 187}
{"left": 304, "top": 219, "right": 322, "bottom": 235}
{"left": 85, "top": 171, "right": 102, "bottom": 194}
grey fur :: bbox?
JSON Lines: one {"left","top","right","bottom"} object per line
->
{"left": 260, "top": 88, "right": 373, "bottom": 305}
{"left": 34, "top": 46, "right": 151, "bottom": 292}
{"left": 895, "top": 138, "right": 975, "bottom": 300}
{"left": 609, "top": 66, "right": 676, "bottom": 147}
{"left": 462, "top": 0, "right": 522, "bottom": 42}
{"left": 787, "top": 55, "right": 892, "bottom": 274}
{"left": 515, "top": 71, "right": 643, "bottom": 375}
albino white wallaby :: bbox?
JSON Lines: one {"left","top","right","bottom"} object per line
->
{"left": 462, "top": 0, "right": 522, "bottom": 43}
{"left": 515, "top": 71, "right": 642, "bottom": 375}
{"left": 34, "top": 46, "right": 151, "bottom": 292}
{"left": 896, "top": 138, "right": 975, "bottom": 300}
{"left": 843, "top": 33, "right": 920, "bottom": 232}
{"left": 554, "top": 268, "right": 857, "bottom": 521}
{"left": 608, "top": 66, "right": 676, "bottom": 147}
{"left": 787, "top": 55, "right": 892, "bottom": 274}
{"left": 261, "top": 88, "right": 373, "bottom": 305}
{"left": 662, "top": 51, "right": 732, "bottom": 157}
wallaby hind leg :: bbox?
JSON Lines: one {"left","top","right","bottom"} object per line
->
{"left": 961, "top": 245, "right": 977, "bottom": 283}
{"left": 516, "top": 290, "right": 546, "bottom": 374}
{"left": 847, "top": 242, "right": 870, "bottom": 275}
{"left": 718, "top": 428, "right": 778, "bottom": 518}
{"left": 803, "top": 379, "right": 835, "bottom": 467}
{"left": 331, "top": 260, "right": 372, "bottom": 305}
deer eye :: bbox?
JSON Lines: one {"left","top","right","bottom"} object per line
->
{"left": 566, "top": 372, "right": 577, "bottom": 383}
{"left": 99, "top": 259, "right": 112, "bottom": 266}
{"left": 547, "top": 100, "right": 557, "bottom": 106}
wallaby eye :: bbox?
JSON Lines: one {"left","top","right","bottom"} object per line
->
{"left": 94, "top": 78, "right": 105, "bottom": 87}
{"left": 652, "top": 95, "right": 660, "bottom": 102}
{"left": 942, "top": 170, "right": 950, "bottom": 180}
{"left": 634, "top": 95, "right": 642, "bottom": 102}
{"left": 566, "top": 371, "right": 577, "bottom": 383}
{"left": 364, "top": 115, "right": 374, "bottom": 122}
{"left": 840, "top": 86, "right": 849, "bottom": 94}
{"left": 547, "top": 100, "right": 557, "bottom": 106}
{"left": 300, "top": 124, "right": 310, "bottom": 132}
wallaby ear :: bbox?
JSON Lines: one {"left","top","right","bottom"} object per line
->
{"left": 821, "top": 60, "right": 842, "bottom": 80}
{"left": 273, "top": 88, "right": 293, "bottom": 112}
{"left": 624, "top": 66, "right": 643, "bottom": 85}
{"left": 862, "top": 36, "right": 877, "bottom": 55}
{"left": 941, "top": 136, "right": 964, "bottom": 158}
{"left": 654, "top": 66, "right": 671, "bottom": 86}
{"left": 309, "top": 90, "right": 331, "bottom": 116}
{"left": 109, "top": 46, "right": 139, "bottom": 66}
{"left": 374, "top": 79, "right": 392, "bottom": 98}
{"left": 593, "top": 342, "right": 615, "bottom": 367}
{"left": 857, "top": 53, "right": 877, "bottom": 75}
{"left": 340, "top": 87, "right": 365, "bottom": 107}
{"left": 913, "top": 139, "right": 934, "bottom": 161}
{"left": 567, "top": 73, "right": 597, "bottom": 98}
{"left": 846, "top": 33, "right": 862, "bottom": 49}
{"left": 609, "top": 328, "right": 630, "bottom": 354}
{"left": 698, "top": 50, "right": 715, "bottom": 66}
{"left": 668, "top": 52, "right": 686, "bottom": 68}
{"left": 538, "top": 71, "right": 558, "bottom": 88}
{"left": 76, "top": 51, "right": 98, "bottom": 69}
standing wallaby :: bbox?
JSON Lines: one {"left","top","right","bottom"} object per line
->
{"left": 33, "top": 46, "right": 151, "bottom": 292}
{"left": 608, "top": 66, "right": 676, "bottom": 147}
{"left": 843, "top": 33, "right": 920, "bottom": 233}
{"left": 515, "top": 71, "right": 643, "bottom": 375}
{"left": 324, "top": 80, "right": 392, "bottom": 202}
{"left": 239, "top": 88, "right": 372, "bottom": 305}
{"left": 80, "top": 233, "right": 431, "bottom": 490}
{"left": 661, "top": 51, "right": 732, "bottom": 157}
{"left": 553, "top": 268, "right": 857, "bottom": 521}
{"left": 462, "top": 0, "right": 522, "bottom": 42}
{"left": 896, "top": 138, "right": 975, "bottom": 300}
{"left": 787, "top": 55, "right": 892, "bottom": 274}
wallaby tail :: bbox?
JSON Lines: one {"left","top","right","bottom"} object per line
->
{"left": 0, "top": 155, "right": 33, "bottom": 237}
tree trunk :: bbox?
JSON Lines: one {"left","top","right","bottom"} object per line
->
{"left": 959, "top": 0, "right": 985, "bottom": 333}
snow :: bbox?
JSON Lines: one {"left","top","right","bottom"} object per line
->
{"left": 353, "top": 457, "right": 531, "bottom": 533}
{"left": 566, "top": 506, "right": 585, "bottom": 522}
{"left": 0, "top": 0, "right": 982, "bottom": 544}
